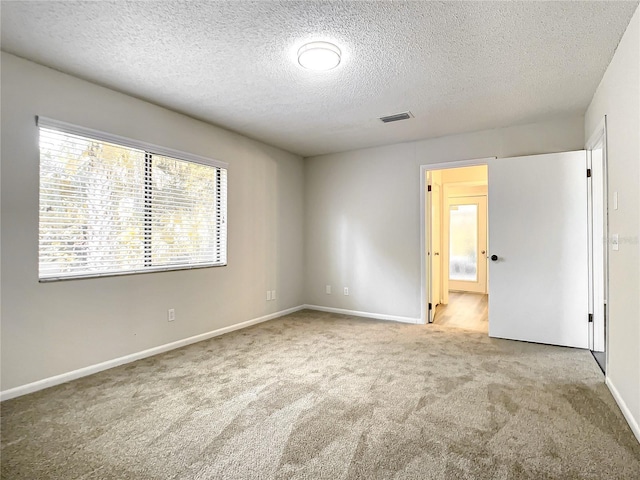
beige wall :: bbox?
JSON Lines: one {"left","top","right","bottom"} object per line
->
{"left": 304, "top": 116, "right": 585, "bottom": 319}
{"left": 1, "top": 53, "right": 305, "bottom": 391}
{"left": 585, "top": 7, "right": 640, "bottom": 436}
{"left": 440, "top": 165, "right": 487, "bottom": 185}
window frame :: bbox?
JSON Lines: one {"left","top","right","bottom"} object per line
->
{"left": 37, "top": 116, "right": 228, "bottom": 282}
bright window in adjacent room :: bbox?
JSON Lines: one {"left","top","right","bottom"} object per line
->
{"left": 449, "top": 204, "right": 478, "bottom": 282}
{"left": 38, "top": 117, "right": 227, "bottom": 281}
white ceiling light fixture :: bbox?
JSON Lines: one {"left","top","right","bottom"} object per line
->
{"left": 297, "top": 41, "right": 341, "bottom": 71}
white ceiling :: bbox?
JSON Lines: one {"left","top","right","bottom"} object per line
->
{"left": 1, "top": 1, "right": 638, "bottom": 157}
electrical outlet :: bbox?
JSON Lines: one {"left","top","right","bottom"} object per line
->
{"left": 343, "top": 287, "right": 349, "bottom": 296}
{"left": 167, "top": 308, "right": 175, "bottom": 322}
{"left": 271, "top": 290, "right": 276, "bottom": 300}
{"left": 266, "top": 291, "right": 271, "bottom": 301}
{"left": 325, "top": 285, "right": 331, "bottom": 294}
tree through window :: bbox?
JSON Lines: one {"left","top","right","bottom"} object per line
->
{"left": 38, "top": 118, "right": 227, "bottom": 281}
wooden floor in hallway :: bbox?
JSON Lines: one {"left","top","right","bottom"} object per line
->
{"left": 433, "top": 291, "right": 488, "bottom": 333}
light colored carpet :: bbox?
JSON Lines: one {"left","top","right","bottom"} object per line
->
{"left": 1, "top": 309, "right": 639, "bottom": 479}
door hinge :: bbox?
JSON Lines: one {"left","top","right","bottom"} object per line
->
{"left": 427, "top": 185, "right": 432, "bottom": 192}
{"left": 428, "top": 303, "right": 432, "bottom": 310}
{"left": 587, "top": 168, "right": 591, "bottom": 178}
{"left": 588, "top": 313, "right": 593, "bottom": 323}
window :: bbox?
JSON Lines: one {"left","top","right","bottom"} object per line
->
{"left": 37, "top": 117, "right": 227, "bottom": 281}
{"left": 449, "top": 204, "right": 478, "bottom": 282}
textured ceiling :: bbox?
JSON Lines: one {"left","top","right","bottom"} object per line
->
{"left": 1, "top": 1, "right": 638, "bottom": 157}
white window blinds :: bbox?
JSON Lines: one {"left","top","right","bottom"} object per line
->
{"left": 38, "top": 117, "right": 227, "bottom": 281}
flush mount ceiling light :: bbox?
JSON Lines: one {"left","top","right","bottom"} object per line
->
{"left": 297, "top": 41, "right": 341, "bottom": 71}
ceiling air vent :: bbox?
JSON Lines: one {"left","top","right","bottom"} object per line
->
{"left": 379, "top": 111, "right": 414, "bottom": 123}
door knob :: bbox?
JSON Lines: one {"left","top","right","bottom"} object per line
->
{"left": 490, "top": 255, "right": 498, "bottom": 261}
{"left": 481, "top": 250, "right": 486, "bottom": 255}
{"left": 434, "top": 252, "right": 440, "bottom": 256}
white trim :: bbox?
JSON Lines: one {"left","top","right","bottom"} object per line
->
{"left": 421, "top": 157, "right": 496, "bottom": 172}
{"left": 0, "top": 305, "right": 304, "bottom": 402}
{"left": 421, "top": 168, "right": 428, "bottom": 323}
{"left": 36, "top": 116, "right": 228, "bottom": 169}
{"left": 419, "top": 157, "right": 496, "bottom": 324}
{"left": 606, "top": 377, "right": 640, "bottom": 444}
{"left": 586, "top": 116, "right": 607, "bottom": 150}
{"left": 39, "top": 261, "right": 227, "bottom": 282}
{"left": 585, "top": 115, "right": 609, "bottom": 369}
{"left": 303, "top": 304, "right": 420, "bottom": 324}
{"left": 425, "top": 169, "right": 435, "bottom": 322}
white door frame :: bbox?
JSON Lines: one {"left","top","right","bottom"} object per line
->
{"left": 430, "top": 182, "right": 443, "bottom": 313}
{"left": 442, "top": 183, "right": 488, "bottom": 301}
{"left": 586, "top": 116, "right": 609, "bottom": 367}
{"left": 420, "top": 157, "right": 495, "bottom": 325}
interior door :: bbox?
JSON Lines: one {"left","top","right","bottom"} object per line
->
{"left": 448, "top": 196, "right": 487, "bottom": 294}
{"left": 431, "top": 183, "right": 442, "bottom": 311}
{"left": 488, "top": 151, "right": 588, "bottom": 348}
{"left": 426, "top": 176, "right": 434, "bottom": 322}
{"left": 587, "top": 135, "right": 607, "bottom": 369}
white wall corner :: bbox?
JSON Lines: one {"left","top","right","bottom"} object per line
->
{"left": 605, "top": 376, "right": 640, "bottom": 444}
{"left": 302, "top": 304, "right": 421, "bottom": 324}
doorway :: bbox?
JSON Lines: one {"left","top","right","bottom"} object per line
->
{"left": 421, "top": 151, "right": 590, "bottom": 350}
{"left": 425, "top": 165, "right": 489, "bottom": 327}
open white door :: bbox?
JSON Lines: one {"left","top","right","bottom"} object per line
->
{"left": 488, "top": 151, "right": 589, "bottom": 348}
{"left": 431, "top": 183, "right": 442, "bottom": 312}
{"left": 426, "top": 174, "right": 435, "bottom": 322}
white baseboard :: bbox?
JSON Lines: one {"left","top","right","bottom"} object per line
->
{"left": 302, "top": 304, "right": 420, "bottom": 324}
{"left": 606, "top": 376, "right": 640, "bottom": 444}
{"left": 0, "top": 305, "right": 305, "bottom": 402}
